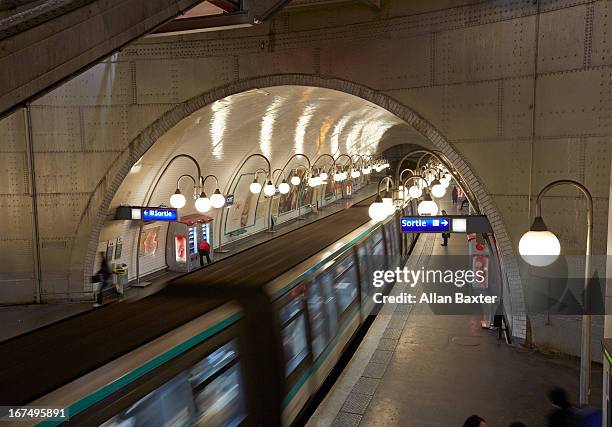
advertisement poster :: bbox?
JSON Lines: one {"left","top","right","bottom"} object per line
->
{"left": 139, "top": 226, "right": 160, "bottom": 257}
{"left": 106, "top": 240, "right": 115, "bottom": 261}
{"left": 226, "top": 174, "right": 259, "bottom": 234}
{"left": 175, "top": 236, "right": 187, "bottom": 263}
{"left": 114, "top": 237, "right": 123, "bottom": 260}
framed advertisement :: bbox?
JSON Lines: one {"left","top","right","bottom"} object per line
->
{"left": 106, "top": 240, "right": 115, "bottom": 261}
{"left": 114, "top": 237, "right": 123, "bottom": 260}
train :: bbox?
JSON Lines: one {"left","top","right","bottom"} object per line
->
{"left": 2, "top": 200, "right": 415, "bottom": 427}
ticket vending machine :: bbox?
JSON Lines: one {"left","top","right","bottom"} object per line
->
{"left": 166, "top": 214, "right": 213, "bottom": 273}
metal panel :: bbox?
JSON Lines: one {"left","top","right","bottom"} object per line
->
{"left": 33, "top": 62, "right": 133, "bottom": 107}
{"left": 592, "top": 2, "right": 612, "bottom": 67}
{"left": 453, "top": 140, "right": 531, "bottom": 196}
{"left": 0, "top": 111, "right": 27, "bottom": 152}
{"left": 0, "top": 195, "right": 33, "bottom": 239}
{"left": 320, "top": 35, "right": 431, "bottom": 90}
{"left": 29, "top": 106, "right": 81, "bottom": 152}
{"left": 36, "top": 193, "right": 89, "bottom": 237}
{"left": 135, "top": 57, "right": 236, "bottom": 104}
{"left": 239, "top": 49, "right": 317, "bottom": 81}
{"left": 0, "top": 152, "right": 28, "bottom": 194}
{"left": 81, "top": 106, "right": 130, "bottom": 152}
{"left": 434, "top": 17, "right": 535, "bottom": 84}
{"left": 502, "top": 77, "right": 534, "bottom": 139}
{"left": 537, "top": 5, "right": 587, "bottom": 74}
{"left": 535, "top": 69, "right": 612, "bottom": 137}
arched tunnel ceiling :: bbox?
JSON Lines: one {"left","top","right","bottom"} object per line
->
{"left": 111, "top": 85, "right": 433, "bottom": 213}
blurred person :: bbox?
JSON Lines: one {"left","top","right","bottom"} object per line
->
{"left": 94, "top": 251, "right": 112, "bottom": 307}
{"left": 198, "top": 238, "right": 211, "bottom": 266}
{"left": 452, "top": 186, "right": 458, "bottom": 206}
{"left": 463, "top": 415, "right": 487, "bottom": 427}
{"left": 547, "top": 387, "right": 575, "bottom": 427}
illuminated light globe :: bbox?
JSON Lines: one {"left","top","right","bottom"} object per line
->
{"left": 290, "top": 175, "right": 301, "bottom": 186}
{"left": 170, "top": 190, "right": 186, "bottom": 208}
{"left": 519, "top": 217, "right": 561, "bottom": 267}
{"left": 308, "top": 176, "right": 318, "bottom": 187}
{"left": 333, "top": 172, "right": 341, "bottom": 182}
{"left": 431, "top": 183, "right": 446, "bottom": 198}
{"left": 195, "top": 194, "right": 212, "bottom": 213}
{"left": 408, "top": 185, "right": 423, "bottom": 199}
{"left": 351, "top": 169, "right": 361, "bottom": 179}
{"left": 249, "top": 180, "right": 262, "bottom": 194}
{"left": 440, "top": 177, "right": 450, "bottom": 188}
{"left": 319, "top": 171, "right": 328, "bottom": 181}
{"left": 382, "top": 197, "right": 395, "bottom": 216}
{"left": 341, "top": 172, "right": 348, "bottom": 181}
{"left": 368, "top": 198, "right": 388, "bottom": 222}
{"left": 263, "top": 181, "right": 276, "bottom": 197}
{"left": 375, "top": 165, "right": 383, "bottom": 172}
{"left": 278, "top": 180, "right": 290, "bottom": 194}
{"left": 363, "top": 167, "right": 371, "bottom": 175}
{"left": 210, "top": 189, "right": 225, "bottom": 208}
{"left": 418, "top": 194, "right": 439, "bottom": 216}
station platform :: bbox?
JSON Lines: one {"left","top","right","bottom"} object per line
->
{"left": 0, "top": 186, "right": 377, "bottom": 342}
{"left": 308, "top": 202, "right": 603, "bottom": 427}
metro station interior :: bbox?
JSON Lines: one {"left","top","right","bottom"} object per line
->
{"left": 1, "top": 0, "right": 612, "bottom": 426}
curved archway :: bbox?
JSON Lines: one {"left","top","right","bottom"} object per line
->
{"left": 78, "top": 74, "right": 526, "bottom": 340}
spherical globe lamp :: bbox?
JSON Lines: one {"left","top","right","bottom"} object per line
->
{"left": 382, "top": 196, "right": 395, "bottom": 216}
{"left": 278, "top": 180, "right": 290, "bottom": 194}
{"left": 308, "top": 176, "right": 318, "bottom": 187}
{"left": 250, "top": 179, "right": 262, "bottom": 194}
{"left": 263, "top": 181, "right": 276, "bottom": 197}
{"left": 195, "top": 194, "right": 212, "bottom": 213}
{"left": 319, "top": 171, "right": 328, "bottom": 181}
{"left": 290, "top": 175, "right": 301, "bottom": 186}
{"left": 431, "top": 182, "right": 447, "bottom": 198}
{"left": 408, "top": 185, "right": 423, "bottom": 199}
{"left": 519, "top": 217, "right": 561, "bottom": 267}
{"left": 170, "top": 189, "right": 186, "bottom": 208}
{"left": 417, "top": 193, "right": 439, "bottom": 216}
{"left": 210, "top": 189, "right": 225, "bottom": 208}
{"left": 351, "top": 169, "right": 361, "bottom": 179}
{"left": 368, "top": 197, "right": 388, "bottom": 222}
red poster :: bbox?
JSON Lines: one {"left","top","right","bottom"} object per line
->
{"left": 175, "top": 236, "right": 187, "bottom": 263}
{"left": 472, "top": 253, "right": 489, "bottom": 288}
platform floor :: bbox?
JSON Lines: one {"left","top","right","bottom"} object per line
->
{"left": 0, "top": 186, "right": 376, "bottom": 342}
{"left": 308, "top": 203, "right": 603, "bottom": 427}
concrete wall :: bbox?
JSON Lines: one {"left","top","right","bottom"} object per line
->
{"left": 0, "top": 0, "right": 611, "bottom": 354}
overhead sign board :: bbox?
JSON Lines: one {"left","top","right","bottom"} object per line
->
{"left": 115, "top": 206, "right": 177, "bottom": 222}
{"left": 401, "top": 217, "right": 450, "bottom": 233}
{"left": 400, "top": 215, "right": 492, "bottom": 234}
{"left": 141, "top": 208, "right": 177, "bottom": 221}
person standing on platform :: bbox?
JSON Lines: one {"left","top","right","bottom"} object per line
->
{"left": 94, "top": 251, "right": 112, "bottom": 307}
{"left": 452, "top": 186, "right": 458, "bottom": 206}
{"left": 441, "top": 210, "right": 450, "bottom": 246}
{"left": 198, "top": 239, "right": 211, "bottom": 266}
{"left": 546, "top": 387, "right": 575, "bottom": 427}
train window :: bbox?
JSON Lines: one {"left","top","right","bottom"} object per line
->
{"left": 357, "top": 245, "right": 372, "bottom": 297}
{"left": 307, "top": 280, "right": 329, "bottom": 359}
{"left": 281, "top": 314, "right": 309, "bottom": 376}
{"left": 313, "top": 271, "right": 338, "bottom": 338}
{"left": 189, "top": 341, "right": 238, "bottom": 388}
{"left": 280, "top": 297, "right": 303, "bottom": 325}
{"left": 333, "top": 257, "right": 358, "bottom": 313}
{"left": 100, "top": 340, "right": 247, "bottom": 427}
{"left": 192, "top": 363, "right": 247, "bottom": 426}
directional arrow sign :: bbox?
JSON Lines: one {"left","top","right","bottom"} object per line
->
{"left": 400, "top": 216, "right": 451, "bottom": 233}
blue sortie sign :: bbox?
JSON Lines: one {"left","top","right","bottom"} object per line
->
{"left": 141, "top": 208, "right": 177, "bottom": 221}
{"left": 400, "top": 217, "right": 451, "bottom": 233}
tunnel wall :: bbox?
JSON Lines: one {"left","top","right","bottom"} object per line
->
{"left": 1, "top": 0, "right": 611, "bottom": 350}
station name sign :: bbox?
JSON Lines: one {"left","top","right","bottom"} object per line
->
{"left": 141, "top": 208, "right": 177, "bottom": 221}
{"left": 400, "top": 215, "right": 492, "bottom": 234}
{"left": 401, "top": 217, "right": 450, "bottom": 233}
{"left": 115, "top": 206, "right": 177, "bottom": 222}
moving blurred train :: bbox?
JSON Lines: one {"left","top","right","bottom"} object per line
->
{"left": 0, "top": 200, "right": 414, "bottom": 427}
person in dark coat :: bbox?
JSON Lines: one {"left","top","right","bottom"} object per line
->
{"left": 441, "top": 210, "right": 451, "bottom": 246}
{"left": 547, "top": 387, "right": 575, "bottom": 427}
{"left": 452, "top": 186, "right": 459, "bottom": 206}
{"left": 94, "top": 251, "right": 112, "bottom": 307}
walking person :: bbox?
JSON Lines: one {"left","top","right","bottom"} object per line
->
{"left": 94, "top": 251, "right": 112, "bottom": 307}
{"left": 198, "top": 239, "right": 211, "bottom": 266}
{"left": 452, "top": 185, "right": 458, "bottom": 206}
{"left": 462, "top": 415, "right": 487, "bottom": 427}
{"left": 440, "top": 210, "right": 450, "bottom": 246}
{"left": 547, "top": 387, "right": 575, "bottom": 427}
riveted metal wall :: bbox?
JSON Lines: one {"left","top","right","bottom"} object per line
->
{"left": 0, "top": 0, "right": 610, "bottom": 352}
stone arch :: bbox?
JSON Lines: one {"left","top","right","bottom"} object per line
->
{"left": 78, "top": 74, "right": 526, "bottom": 340}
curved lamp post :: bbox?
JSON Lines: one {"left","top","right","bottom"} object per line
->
{"left": 369, "top": 176, "right": 396, "bottom": 222}
{"left": 199, "top": 174, "right": 225, "bottom": 211}
{"left": 269, "top": 154, "right": 313, "bottom": 224}
{"left": 519, "top": 179, "right": 593, "bottom": 407}
{"left": 218, "top": 153, "right": 272, "bottom": 252}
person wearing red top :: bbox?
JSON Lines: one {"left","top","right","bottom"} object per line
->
{"left": 198, "top": 239, "right": 211, "bottom": 266}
